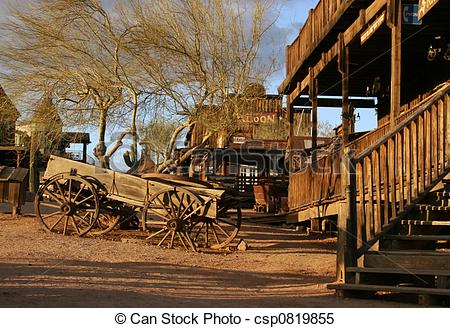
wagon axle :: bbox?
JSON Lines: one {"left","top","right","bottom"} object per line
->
{"left": 166, "top": 219, "right": 185, "bottom": 232}
{"left": 60, "top": 203, "right": 74, "bottom": 215}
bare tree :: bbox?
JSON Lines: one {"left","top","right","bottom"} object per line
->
{"left": 1, "top": 0, "right": 281, "bottom": 173}
{"left": 139, "top": 116, "right": 180, "bottom": 165}
{"left": 0, "top": 0, "right": 147, "bottom": 168}
{"left": 125, "top": 0, "right": 280, "bottom": 172}
{"left": 318, "top": 120, "right": 336, "bottom": 138}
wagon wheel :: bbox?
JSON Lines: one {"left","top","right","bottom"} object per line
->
{"left": 189, "top": 207, "right": 242, "bottom": 249}
{"left": 89, "top": 212, "right": 121, "bottom": 236}
{"left": 82, "top": 175, "right": 108, "bottom": 198}
{"left": 118, "top": 206, "right": 141, "bottom": 230}
{"left": 141, "top": 188, "right": 205, "bottom": 251}
{"left": 80, "top": 176, "right": 120, "bottom": 236}
{"left": 35, "top": 174, "right": 100, "bottom": 236}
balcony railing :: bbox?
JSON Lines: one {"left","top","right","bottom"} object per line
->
{"left": 286, "top": 0, "right": 357, "bottom": 78}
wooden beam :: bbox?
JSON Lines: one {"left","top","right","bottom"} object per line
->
{"left": 293, "top": 96, "right": 376, "bottom": 109}
{"left": 290, "top": 82, "right": 305, "bottom": 106}
{"left": 390, "top": 0, "right": 402, "bottom": 127}
{"left": 287, "top": 95, "right": 294, "bottom": 170}
{"left": 29, "top": 131, "right": 38, "bottom": 193}
{"left": 309, "top": 68, "right": 318, "bottom": 164}
{"left": 418, "top": 0, "right": 439, "bottom": 20}
{"left": 0, "top": 146, "right": 26, "bottom": 151}
{"left": 286, "top": 0, "right": 388, "bottom": 98}
{"left": 278, "top": 0, "right": 358, "bottom": 95}
{"left": 336, "top": 148, "right": 357, "bottom": 282}
{"left": 339, "top": 33, "right": 351, "bottom": 144}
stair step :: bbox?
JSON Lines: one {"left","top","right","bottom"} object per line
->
{"left": 364, "top": 251, "right": 450, "bottom": 270}
{"left": 383, "top": 234, "right": 450, "bottom": 241}
{"left": 328, "top": 283, "right": 450, "bottom": 296}
{"left": 368, "top": 250, "right": 450, "bottom": 256}
{"left": 347, "top": 267, "right": 450, "bottom": 276}
{"left": 401, "top": 220, "right": 450, "bottom": 226}
{"left": 435, "top": 191, "right": 450, "bottom": 198}
{"left": 417, "top": 204, "right": 450, "bottom": 211}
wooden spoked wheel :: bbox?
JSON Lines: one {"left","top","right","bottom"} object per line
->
{"left": 80, "top": 175, "right": 120, "bottom": 236}
{"left": 141, "top": 188, "right": 205, "bottom": 251}
{"left": 189, "top": 207, "right": 242, "bottom": 249}
{"left": 35, "top": 174, "right": 100, "bottom": 236}
{"left": 89, "top": 212, "right": 121, "bottom": 236}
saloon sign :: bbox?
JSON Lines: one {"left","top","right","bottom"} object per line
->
{"left": 241, "top": 113, "right": 277, "bottom": 124}
{"left": 418, "top": 0, "right": 439, "bottom": 20}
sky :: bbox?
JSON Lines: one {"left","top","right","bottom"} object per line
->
{"left": 0, "top": 0, "right": 376, "bottom": 164}
{"left": 0, "top": 0, "right": 318, "bottom": 94}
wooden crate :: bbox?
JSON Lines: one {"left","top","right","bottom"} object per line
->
{"left": 0, "top": 166, "right": 29, "bottom": 217}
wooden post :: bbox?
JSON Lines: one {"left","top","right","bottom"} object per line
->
{"left": 338, "top": 33, "right": 350, "bottom": 144}
{"left": 82, "top": 142, "right": 88, "bottom": 163}
{"left": 389, "top": 0, "right": 402, "bottom": 127}
{"left": 309, "top": 69, "right": 318, "bottom": 164}
{"left": 336, "top": 147, "right": 357, "bottom": 282}
{"left": 29, "top": 131, "right": 39, "bottom": 193}
{"left": 287, "top": 95, "right": 294, "bottom": 172}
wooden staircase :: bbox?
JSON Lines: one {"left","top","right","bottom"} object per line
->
{"left": 329, "top": 83, "right": 450, "bottom": 305}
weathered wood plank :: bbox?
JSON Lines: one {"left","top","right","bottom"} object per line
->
{"left": 388, "top": 137, "right": 397, "bottom": 218}
{"left": 397, "top": 132, "right": 405, "bottom": 212}
{"left": 365, "top": 156, "right": 374, "bottom": 241}
{"left": 356, "top": 161, "right": 365, "bottom": 250}
{"left": 438, "top": 99, "right": 444, "bottom": 174}
{"left": 444, "top": 96, "right": 448, "bottom": 170}
{"left": 389, "top": 0, "right": 401, "bottom": 127}
{"left": 419, "top": 114, "right": 425, "bottom": 193}
{"left": 405, "top": 126, "right": 411, "bottom": 204}
{"left": 381, "top": 143, "right": 390, "bottom": 226}
{"left": 412, "top": 119, "right": 419, "bottom": 198}
{"left": 374, "top": 150, "right": 382, "bottom": 234}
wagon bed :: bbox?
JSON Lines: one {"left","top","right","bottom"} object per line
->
{"left": 35, "top": 156, "right": 241, "bottom": 251}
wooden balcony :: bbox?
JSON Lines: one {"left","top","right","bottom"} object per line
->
{"left": 281, "top": 0, "right": 372, "bottom": 94}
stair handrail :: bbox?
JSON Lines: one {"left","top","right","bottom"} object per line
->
{"left": 354, "top": 81, "right": 450, "bottom": 162}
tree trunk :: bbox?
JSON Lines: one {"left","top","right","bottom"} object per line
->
{"left": 29, "top": 131, "right": 39, "bottom": 192}
{"left": 164, "top": 121, "right": 195, "bottom": 163}
{"left": 130, "top": 93, "right": 138, "bottom": 168}
{"left": 93, "top": 108, "right": 108, "bottom": 168}
{"left": 157, "top": 132, "right": 212, "bottom": 173}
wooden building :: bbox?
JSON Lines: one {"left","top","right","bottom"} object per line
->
{"left": 185, "top": 93, "right": 291, "bottom": 194}
{"left": 0, "top": 85, "right": 18, "bottom": 146}
{"left": 0, "top": 85, "right": 23, "bottom": 167}
{"left": 182, "top": 89, "right": 338, "bottom": 198}
{"left": 280, "top": 0, "right": 450, "bottom": 302}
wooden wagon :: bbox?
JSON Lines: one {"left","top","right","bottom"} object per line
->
{"left": 34, "top": 156, "right": 241, "bottom": 251}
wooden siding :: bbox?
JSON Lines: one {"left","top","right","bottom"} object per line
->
{"left": 190, "top": 96, "right": 284, "bottom": 148}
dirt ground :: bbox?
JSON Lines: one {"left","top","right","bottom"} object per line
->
{"left": 0, "top": 203, "right": 415, "bottom": 308}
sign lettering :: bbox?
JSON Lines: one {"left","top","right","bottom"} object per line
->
{"left": 403, "top": 4, "right": 422, "bottom": 25}
{"left": 418, "top": 0, "right": 439, "bottom": 20}
{"left": 241, "top": 113, "right": 276, "bottom": 124}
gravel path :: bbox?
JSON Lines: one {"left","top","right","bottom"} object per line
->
{"left": 0, "top": 206, "right": 415, "bottom": 308}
